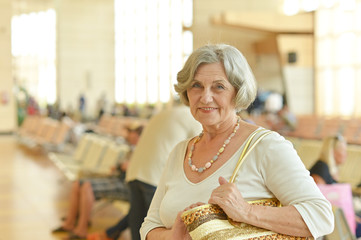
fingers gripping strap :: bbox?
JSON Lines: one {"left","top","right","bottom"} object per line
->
{"left": 229, "top": 129, "right": 272, "bottom": 183}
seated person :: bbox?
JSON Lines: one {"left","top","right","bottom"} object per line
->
{"left": 309, "top": 134, "right": 347, "bottom": 184}
{"left": 51, "top": 123, "right": 144, "bottom": 240}
{"left": 309, "top": 134, "right": 361, "bottom": 238}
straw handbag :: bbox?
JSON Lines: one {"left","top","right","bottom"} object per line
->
{"left": 181, "top": 129, "right": 312, "bottom": 240}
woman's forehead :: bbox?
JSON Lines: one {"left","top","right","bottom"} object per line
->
{"left": 194, "top": 63, "right": 227, "bottom": 79}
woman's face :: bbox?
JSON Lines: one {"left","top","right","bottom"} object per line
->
{"left": 186, "top": 62, "right": 236, "bottom": 127}
{"left": 334, "top": 140, "right": 347, "bottom": 165}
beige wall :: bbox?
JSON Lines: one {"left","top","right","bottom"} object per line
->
{"left": 191, "top": 0, "right": 315, "bottom": 114}
{"left": 192, "top": 0, "right": 278, "bottom": 66}
{"left": 57, "top": 0, "right": 115, "bottom": 118}
{"left": 0, "top": 0, "right": 17, "bottom": 132}
{"left": 277, "top": 34, "right": 314, "bottom": 67}
{"left": 278, "top": 34, "right": 314, "bottom": 114}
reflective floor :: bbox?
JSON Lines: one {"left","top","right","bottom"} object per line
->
{"left": 0, "top": 135, "right": 129, "bottom": 240}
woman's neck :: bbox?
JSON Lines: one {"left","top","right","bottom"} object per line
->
{"left": 202, "top": 115, "right": 239, "bottom": 140}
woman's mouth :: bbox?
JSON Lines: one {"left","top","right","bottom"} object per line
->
{"left": 199, "top": 107, "right": 217, "bottom": 111}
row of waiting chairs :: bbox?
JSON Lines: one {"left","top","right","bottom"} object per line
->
{"left": 49, "top": 133, "right": 130, "bottom": 181}
{"left": 285, "top": 116, "right": 361, "bottom": 145}
{"left": 17, "top": 115, "right": 72, "bottom": 151}
{"left": 87, "top": 114, "right": 148, "bottom": 138}
{"left": 250, "top": 114, "right": 361, "bottom": 145}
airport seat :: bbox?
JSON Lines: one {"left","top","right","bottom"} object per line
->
{"left": 325, "top": 207, "right": 357, "bottom": 240}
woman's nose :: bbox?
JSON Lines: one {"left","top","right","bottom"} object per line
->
{"left": 200, "top": 89, "right": 213, "bottom": 104}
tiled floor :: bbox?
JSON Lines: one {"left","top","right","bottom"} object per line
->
{"left": 0, "top": 135, "right": 130, "bottom": 240}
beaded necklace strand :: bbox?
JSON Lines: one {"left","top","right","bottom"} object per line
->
{"left": 188, "top": 116, "right": 241, "bottom": 173}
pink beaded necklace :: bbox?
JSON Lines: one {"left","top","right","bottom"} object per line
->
{"left": 188, "top": 116, "right": 241, "bottom": 173}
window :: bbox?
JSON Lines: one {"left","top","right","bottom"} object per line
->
{"left": 315, "top": 0, "right": 361, "bottom": 117}
{"left": 11, "top": 9, "right": 57, "bottom": 106}
{"left": 114, "top": 0, "right": 193, "bottom": 104}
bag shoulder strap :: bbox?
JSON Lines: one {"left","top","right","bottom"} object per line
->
{"left": 229, "top": 129, "right": 272, "bottom": 183}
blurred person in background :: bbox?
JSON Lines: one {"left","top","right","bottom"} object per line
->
{"left": 309, "top": 134, "right": 347, "bottom": 185}
{"left": 52, "top": 124, "right": 144, "bottom": 240}
{"left": 87, "top": 101, "right": 202, "bottom": 240}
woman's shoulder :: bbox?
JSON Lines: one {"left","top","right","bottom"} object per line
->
{"left": 168, "top": 137, "right": 194, "bottom": 161}
{"left": 236, "top": 126, "right": 285, "bottom": 153}
{"left": 251, "top": 128, "right": 300, "bottom": 162}
{"left": 174, "top": 137, "right": 194, "bottom": 148}
{"left": 250, "top": 127, "right": 285, "bottom": 144}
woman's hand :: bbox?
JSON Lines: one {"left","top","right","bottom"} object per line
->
{"left": 171, "top": 202, "right": 205, "bottom": 240}
{"left": 169, "top": 202, "right": 203, "bottom": 240}
{"left": 208, "top": 176, "right": 251, "bottom": 222}
{"left": 169, "top": 211, "right": 191, "bottom": 240}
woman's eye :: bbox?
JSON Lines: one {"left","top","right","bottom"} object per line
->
{"left": 191, "top": 82, "right": 201, "bottom": 88}
{"left": 216, "top": 84, "right": 225, "bottom": 90}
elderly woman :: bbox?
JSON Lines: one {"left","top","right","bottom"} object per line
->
{"left": 140, "top": 44, "right": 334, "bottom": 240}
{"left": 309, "top": 134, "right": 347, "bottom": 184}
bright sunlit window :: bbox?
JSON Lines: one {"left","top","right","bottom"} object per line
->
{"left": 315, "top": 0, "right": 361, "bottom": 117}
{"left": 114, "top": 0, "right": 193, "bottom": 104}
{"left": 11, "top": 9, "right": 57, "bottom": 105}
